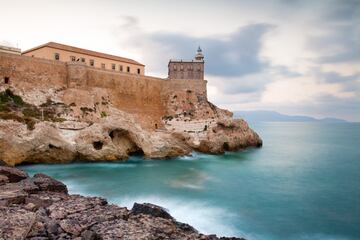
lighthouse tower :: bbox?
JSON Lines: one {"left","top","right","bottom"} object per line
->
{"left": 168, "top": 47, "right": 205, "bottom": 80}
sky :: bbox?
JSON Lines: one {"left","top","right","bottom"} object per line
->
{"left": 1, "top": 0, "right": 359, "bottom": 121}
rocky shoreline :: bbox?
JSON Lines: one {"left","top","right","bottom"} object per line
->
{"left": 0, "top": 166, "right": 245, "bottom": 240}
{"left": 0, "top": 87, "right": 262, "bottom": 166}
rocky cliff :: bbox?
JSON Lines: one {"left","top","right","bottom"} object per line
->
{"left": 0, "top": 166, "right": 245, "bottom": 239}
{"left": 0, "top": 85, "right": 262, "bottom": 166}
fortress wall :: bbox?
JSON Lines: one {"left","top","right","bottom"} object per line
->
{"left": 164, "top": 79, "right": 207, "bottom": 99}
{"left": 85, "top": 67, "right": 167, "bottom": 129}
{"left": 0, "top": 52, "right": 67, "bottom": 89}
{"left": 0, "top": 53, "right": 208, "bottom": 130}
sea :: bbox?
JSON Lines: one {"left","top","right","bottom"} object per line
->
{"left": 20, "top": 122, "right": 360, "bottom": 240}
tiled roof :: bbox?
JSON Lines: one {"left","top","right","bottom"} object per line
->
{"left": 22, "top": 42, "right": 144, "bottom": 66}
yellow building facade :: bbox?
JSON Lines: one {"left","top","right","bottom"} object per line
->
{"left": 22, "top": 42, "right": 145, "bottom": 75}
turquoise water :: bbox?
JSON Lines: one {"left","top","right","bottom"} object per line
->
{"left": 20, "top": 122, "right": 360, "bottom": 240}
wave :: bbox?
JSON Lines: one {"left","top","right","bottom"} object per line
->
{"left": 113, "top": 195, "right": 243, "bottom": 238}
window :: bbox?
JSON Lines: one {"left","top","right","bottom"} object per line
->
{"left": 101, "top": 63, "right": 105, "bottom": 69}
{"left": 127, "top": 66, "right": 130, "bottom": 73}
{"left": 137, "top": 68, "right": 140, "bottom": 74}
{"left": 180, "top": 65, "right": 184, "bottom": 71}
{"left": 4, "top": 77, "right": 10, "bottom": 84}
{"left": 90, "top": 59, "right": 94, "bottom": 66}
{"left": 81, "top": 58, "right": 85, "bottom": 63}
{"left": 70, "top": 56, "right": 76, "bottom": 62}
{"left": 112, "top": 64, "right": 116, "bottom": 70}
{"left": 54, "top": 53, "right": 60, "bottom": 60}
{"left": 119, "top": 65, "right": 123, "bottom": 71}
{"left": 173, "top": 65, "right": 177, "bottom": 70}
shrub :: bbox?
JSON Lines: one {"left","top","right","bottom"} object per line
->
{"left": 0, "top": 89, "right": 24, "bottom": 106}
{"left": 0, "top": 112, "right": 36, "bottom": 130}
{"left": 101, "top": 111, "right": 107, "bottom": 118}
{"left": 22, "top": 107, "right": 41, "bottom": 118}
{"left": 80, "top": 107, "right": 94, "bottom": 113}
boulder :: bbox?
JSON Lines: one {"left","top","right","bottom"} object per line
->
{"left": 131, "top": 203, "right": 173, "bottom": 219}
{"left": 81, "top": 230, "right": 98, "bottom": 240}
{"left": 0, "top": 188, "right": 28, "bottom": 205}
{"left": 32, "top": 173, "right": 68, "bottom": 193}
{"left": 0, "top": 166, "right": 28, "bottom": 182}
{"left": 59, "top": 218, "right": 83, "bottom": 236}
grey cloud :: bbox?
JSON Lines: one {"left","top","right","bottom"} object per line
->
{"left": 117, "top": 20, "right": 273, "bottom": 77}
{"left": 308, "top": 1, "right": 360, "bottom": 64}
{"left": 115, "top": 6, "right": 360, "bottom": 120}
{"left": 154, "top": 24, "right": 272, "bottom": 77}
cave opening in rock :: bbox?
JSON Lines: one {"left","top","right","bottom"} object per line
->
{"left": 48, "top": 144, "right": 60, "bottom": 149}
{"left": 109, "top": 130, "right": 115, "bottom": 139}
{"left": 93, "top": 141, "right": 103, "bottom": 150}
{"left": 223, "top": 142, "right": 230, "bottom": 151}
{"left": 129, "top": 149, "right": 144, "bottom": 157}
{"left": 109, "top": 129, "right": 144, "bottom": 157}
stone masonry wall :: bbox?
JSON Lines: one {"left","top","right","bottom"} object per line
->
{"left": 0, "top": 52, "right": 67, "bottom": 89}
{"left": 0, "top": 52, "right": 207, "bottom": 129}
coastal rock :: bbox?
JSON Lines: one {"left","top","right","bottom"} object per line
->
{"left": 0, "top": 86, "right": 261, "bottom": 166}
{"left": 0, "top": 207, "right": 36, "bottom": 239}
{"left": 131, "top": 202, "right": 173, "bottom": 219}
{"left": 0, "top": 166, "right": 29, "bottom": 182}
{"left": 33, "top": 173, "right": 68, "bottom": 193}
{"left": 0, "top": 168, "right": 246, "bottom": 240}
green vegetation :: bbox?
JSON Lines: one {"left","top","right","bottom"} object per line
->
{"left": 80, "top": 107, "right": 94, "bottom": 115}
{"left": 162, "top": 115, "right": 174, "bottom": 121}
{"left": 100, "top": 111, "right": 107, "bottom": 118}
{"left": 0, "top": 89, "right": 25, "bottom": 107}
{"left": 0, "top": 89, "right": 67, "bottom": 130}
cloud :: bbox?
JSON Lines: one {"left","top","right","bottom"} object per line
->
{"left": 113, "top": 0, "right": 360, "bottom": 121}
{"left": 115, "top": 18, "right": 273, "bottom": 78}
{"left": 0, "top": 40, "right": 16, "bottom": 47}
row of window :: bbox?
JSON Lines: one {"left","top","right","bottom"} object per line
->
{"left": 172, "top": 65, "right": 202, "bottom": 71}
{"left": 54, "top": 53, "right": 141, "bottom": 74}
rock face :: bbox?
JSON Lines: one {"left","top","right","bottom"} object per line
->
{"left": 0, "top": 86, "right": 262, "bottom": 166}
{"left": 0, "top": 167, "right": 245, "bottom": 240}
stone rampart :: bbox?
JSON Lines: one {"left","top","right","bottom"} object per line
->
{"left": 0, "top": 52, "right": 207, "bottom": 129}
{"left": 0, "top": 52, "right": 67, "bottom": 89}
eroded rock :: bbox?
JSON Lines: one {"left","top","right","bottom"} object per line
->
{"left": 0, "top": 85, "right": 261, "bottom": 166}
{"left": 33, "top": 173, "right": 68, "bottom": 193}
{"left": 0, "top": 166, "right": 29, "bottom": 182}
{"left": 0, "top": 168, "right": 246, "bottom": 240}
{"left": 131, "top": 202, "right": 173, "bottom": 219}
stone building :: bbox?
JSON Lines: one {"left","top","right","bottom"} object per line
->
{"left": 168, "top": 47, "right": 204, "bottom": 80}
{"left": 22, "top": 42, "right": 145, "bottom": 75}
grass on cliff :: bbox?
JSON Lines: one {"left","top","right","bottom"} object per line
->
{"left": 0, "top": 89, "right": 66, "bottom": 130}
